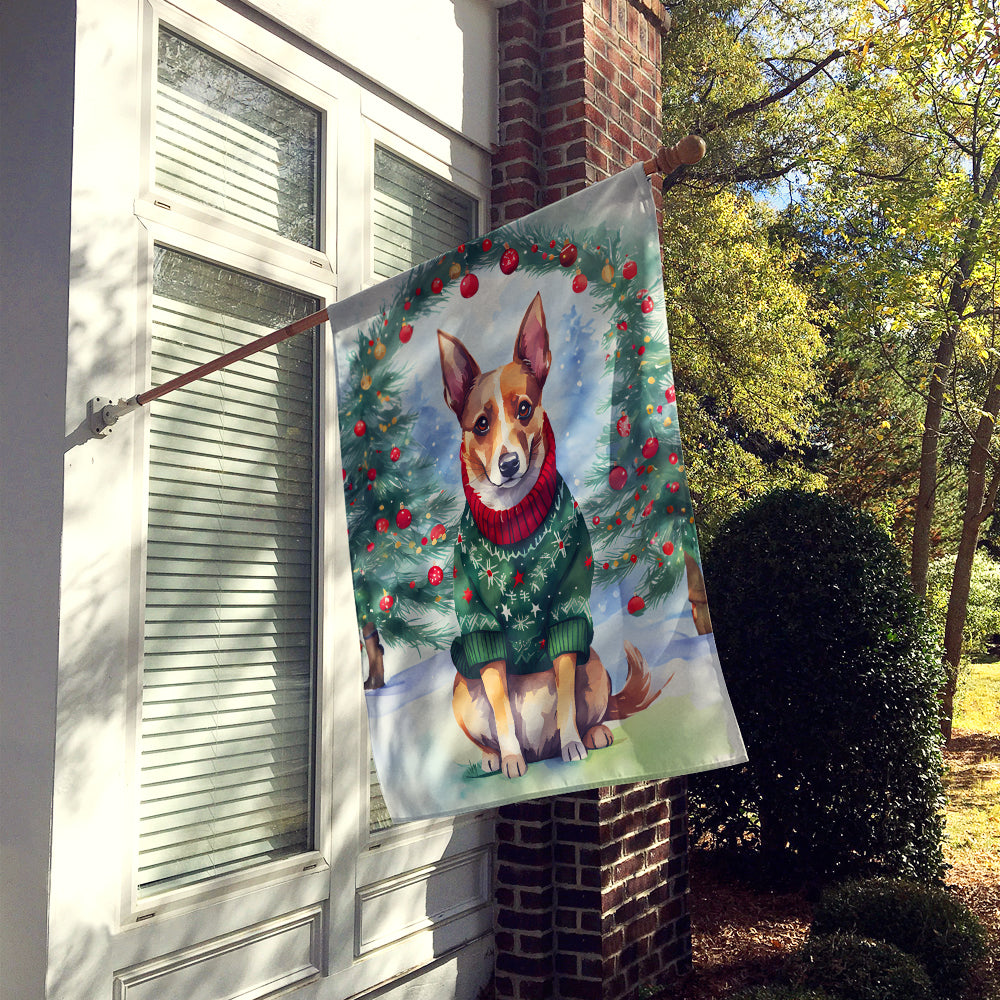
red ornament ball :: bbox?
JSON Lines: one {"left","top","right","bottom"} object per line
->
{"left": 669, "top": 452, "right": 679, "bottom": 465}
{"left": 617, "top": 320, "right": 628, "bottom": 331}
{"left": 390, "top": 446, "right": 401, "bottom": 462}
{"left": 460, "top": 273, "right": 479, "bottom": 298}
{"left": 482, "top": 238, "right": 493, "bottom": 252}
{"left": 640, "top": 295, "right": 654, "bottom": 314}
{"left": 592, "top": 515, "right": 601, "bottom": 526}
{"left": 572, "top": 272, "right": 588, "bottom": 293}
{"left": 353, "top": 420, "right": 367, "bottom": 437}
{"left": 375, "top": 517, "right": 389, "bottom": 533}
{"left": 665, "top": 385, "right": 676, "bottom": 403}
{"left": 500, "top": 247, "right": 519, "bottom": 274}
{"left": 669, "top": 481, "right": 680, "bottom": 493}
{"left": 395, "top": 508, "right": 412, "bottom": 529}
{"left": 399, "top": 322, "right": 413, "bottom": 343}
{"left": 609, "top": 465, "right": 628, "bottom": 491}
{"left": 379, "top": 594, "right": 394, "bottom": 612}
{"left": 430, "top": 523, "right": 446, "bottom": 541}
{"left": 622, "top": 260, "right": 638, "bottom": 280}
{"left": 427, "top": 565, "right": 444, "bottom": 586}
{"left": 366, "top": 542, "right": 375, "bottom": 552}
{"left": 627, "top": 595, "right": 646, "bottom": 615}
{"left": 431, "top": 277, "right": 444, "bottom": 294}
{"left": 367, "top": 468, "right": 377, "bottom": 481}
{"left": 663, "top": 541, "right": 675, "bottom": 555}
{"left": 559, "top": 243, "right": 578, "bottom": 267}
{"left": 616, "top": 413, "right": 631, "bottom": 437}
{"left": 642, "top": 436, "right": 659, "bottom": 459}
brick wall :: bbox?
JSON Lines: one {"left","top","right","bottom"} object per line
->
{"left": 492, "top": 0, "right": 668, "bottom": 229}
{"left": 490, "top": 9, "right": 690, "bottom": 998}
{"left": 494, "top": 781, "right": 691, "bottom": 1000}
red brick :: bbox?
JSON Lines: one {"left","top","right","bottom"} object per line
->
{"left": 502, "top": 120, "right": 543, "bottom": 145}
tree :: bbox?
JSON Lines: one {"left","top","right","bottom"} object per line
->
{"left": 801, "top": 0, "right": 1000, "bottom": 736}
{"left": 658, "top": 2, "right": 840, "bottom": 538}
{"left": 661, "top": 188, "right": 826, "bottom": 536}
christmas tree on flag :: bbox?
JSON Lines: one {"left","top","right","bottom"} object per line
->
{"left": 337, "top": 195, "right": 699, "bottom": 655}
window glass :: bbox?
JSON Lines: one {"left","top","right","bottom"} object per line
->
{"left": 138, "top": 246, "right": 318, "bottom": 895}
{"left": 372, "top": 146, "right": 477, "bottom": 281}
{"left": 156, "top": 28, "right": 320, "bottom": 248}
{"left": 368, "top": 147, "right": 477, "bottom": 832}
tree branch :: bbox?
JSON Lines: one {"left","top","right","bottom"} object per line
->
{"left": 704, "top": 49, "right": 848, "bottom": 133}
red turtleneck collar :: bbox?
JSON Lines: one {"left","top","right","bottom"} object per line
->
{"left": 461, "top": 416, "right": 558, "bottom": 546}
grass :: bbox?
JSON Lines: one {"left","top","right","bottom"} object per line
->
{"left": 954, "top": 658, "right": 1000, "bottom": 733}
{"left": 942, "top": 658, "right": 1000, "bottom": 1000}
{"left": 945, "top": 659, "right": 1000, "bottom": 868}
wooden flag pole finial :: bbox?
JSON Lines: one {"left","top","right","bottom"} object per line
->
{"left": 643, "top": 135, "right": 706, "bottom": 177}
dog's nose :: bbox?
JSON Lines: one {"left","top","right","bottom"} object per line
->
{"left": 498, "top": 452, "right": 520, "bottom": 480}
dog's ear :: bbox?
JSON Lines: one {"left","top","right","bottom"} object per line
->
{"left": 514, "top": 293, "right": 552, "bottom": 386}
{"left": 437, "top": 330, "right": 481, "bottom": 419}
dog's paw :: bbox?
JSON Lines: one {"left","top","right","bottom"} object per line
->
{"left": 482, "top": 751, "right": 501, "bottom": 773}
{"left": 561, "top": 740, "right": 588, "bottom": 763}
{"left": 501, "top": 753, "right": 527, "bottom": 779}
{"left": 583, "top": 724, "right": 613, "bottom": 750}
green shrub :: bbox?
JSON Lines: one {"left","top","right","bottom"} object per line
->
{"left": 927, "top": 551, "right": 1000, "bottom": 658}
{"left": 812, "top": 878, "right": 988, "bottom": 998}
{"left": 690, "top": 489, "right": 946, "bottom": 882}
{"left": 792, "top": 933, "right": 934, "bottom": 1000}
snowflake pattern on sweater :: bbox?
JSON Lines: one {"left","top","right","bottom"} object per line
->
{"left": 450, "top": 473, "right": 595, "bottom": 679}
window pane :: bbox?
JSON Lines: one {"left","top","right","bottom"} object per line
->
{"left": 373, "top": 146, "right": 477, "bottom": 279}
{"left": 368, "top": 149, "right": 477, "bottom": 832}
{"left": 156, "top": 28, "right": 320, "bottom": 248}
{"left": 138, "top": 247, "right": 318, "bottom": 895}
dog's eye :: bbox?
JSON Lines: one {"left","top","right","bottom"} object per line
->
{"left": 473, "top": 415, "right": 490, "bottom": 436}
{"left": 516, "top": 399, "right": 533, "bottom": 421}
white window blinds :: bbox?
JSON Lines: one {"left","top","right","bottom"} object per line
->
{"left": 137, "top": 247, "right": 320, "bottom": 896}
{"left": 368, "top": 148, "right": 477, "bottom": 832}
{"left": 372, "top": 146, "right": 477, "bottom": 282}
{"left": 156, "top": 28, "right": 320, "bottom": 248}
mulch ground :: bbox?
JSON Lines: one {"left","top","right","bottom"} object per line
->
{"left": 667, "top": 734, "right": 1000, "bottom": 1000}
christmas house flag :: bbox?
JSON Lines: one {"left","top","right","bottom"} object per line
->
{"left": 333, "top": 164, "right": 746, "bottom": 821}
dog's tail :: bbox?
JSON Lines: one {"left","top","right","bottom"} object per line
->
{"left": 605, "top": 641, "right": 672, "bottom": 721}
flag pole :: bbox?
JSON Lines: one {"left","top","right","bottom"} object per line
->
{"left": 87, "top": 136, "right": 705, "bottom": 438}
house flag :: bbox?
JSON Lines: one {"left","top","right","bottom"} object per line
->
{"left": 333, "top": 164, "right": 746, "bottom": 821}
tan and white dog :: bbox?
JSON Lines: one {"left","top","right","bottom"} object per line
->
{"left": 437, "top": 293, "right": 665, "bottom": 778}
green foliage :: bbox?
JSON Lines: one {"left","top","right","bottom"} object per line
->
{"left": 791, "top": 934, "right": 934, "bottom": 1000}
{"left": 691, "top": 488, "right": 947, "bottom": 881}
{"left": 811, "top": 878, "right": 988, "bottom": 999}
{"left": 663, "top": 187, "right": 826, "bottom": 540}
{"left": 927, "top": 550, "right": 1000, "bottom": 659}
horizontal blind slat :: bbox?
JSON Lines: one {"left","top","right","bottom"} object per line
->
{"left": 139, "top": 243, "right": 317, "bottom": 895}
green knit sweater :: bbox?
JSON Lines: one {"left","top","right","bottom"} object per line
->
{"left": 450, "top": 471, "right": 595, "bottom": 679}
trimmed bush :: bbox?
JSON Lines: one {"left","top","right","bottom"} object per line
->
{"left": 691, "top": 489, "right": 946, "bottom": 881}
{"left": 812, "top": 878, "right": 988, "bottom": 998}
{"left": 792, "top": 933, "right": 934, "bottom": 1000}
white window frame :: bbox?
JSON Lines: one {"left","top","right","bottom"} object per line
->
{"left": 111, "top": 0, "right": 496, "bottom": 991}
{"left": 122, "top": 0, "right": 342, "bottom": 933}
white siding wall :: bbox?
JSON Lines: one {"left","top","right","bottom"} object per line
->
{"left": 0, "top": 1, "right": 498, "bottom": 998}
{"left": 0, "top": 1, "right": 76, "bottom": 995}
